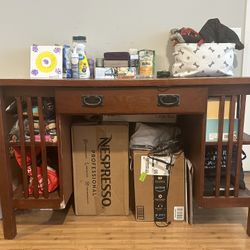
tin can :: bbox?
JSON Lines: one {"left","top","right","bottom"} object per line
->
{"left": 138, "top": 49, "right": 155, "bottom": 78}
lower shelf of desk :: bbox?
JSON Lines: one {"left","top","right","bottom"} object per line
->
{"left": 13, "top": 186, "right": 64, "bottom": 209}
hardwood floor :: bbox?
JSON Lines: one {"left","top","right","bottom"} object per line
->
{"left": 1, "top": 174, "right": 250, "bottom": 250}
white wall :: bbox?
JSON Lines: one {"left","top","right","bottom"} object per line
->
{"left": 0, "top": 0, "right": 246, "bottom": 78}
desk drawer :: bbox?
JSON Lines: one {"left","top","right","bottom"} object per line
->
{"left": 55, "top": 87, "right": 207, "bottom": 114}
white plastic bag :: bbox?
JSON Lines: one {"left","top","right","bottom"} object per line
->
{"left": 172, "top": 43, "right": 235, "bottom": 77}
{"left": 129, "top": 123, "right": 181, "bottom": 150}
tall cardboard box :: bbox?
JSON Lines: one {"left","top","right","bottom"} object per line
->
{"left": 72, "top": 123, "right": 129, "bottom": 215}
{"left": 133, "top": 151, "right": 185, "bottom": 222}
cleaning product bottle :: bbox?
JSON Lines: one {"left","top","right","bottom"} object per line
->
{"left": 71, "top": 47, "right": 79, "bottom": 79}
{"left": 72, "top": 36, "right": 90, "bottom": 79}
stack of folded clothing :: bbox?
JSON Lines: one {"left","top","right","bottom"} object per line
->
{"left": 6, "top": 97, "right": 59, "bottom": 195}
{"left": 8, "top": 97, "right": 58, "bottom": 143}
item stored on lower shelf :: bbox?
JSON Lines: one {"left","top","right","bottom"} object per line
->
{"left": 130, "top": 123, "right": 181, "bottom": 150}
{"left": 7, "top": 97, "right": 57, "bottom": 143}
{"left": 133, "top": 151, "right": 185, "bottom": 222}
{"left": 206, "top": 118, "right": 238, "bottom": 142}
{"left": 9, "top": 118, "right": 57, "bottom": 143}
{"left": 13, "top": 147, "right": 59, "bottom": 195}
{"left": 204, "top": 145, "right": 246, "bottom": 195}
{"left": 71, "top": 123, "right": 129, "bottom": 215}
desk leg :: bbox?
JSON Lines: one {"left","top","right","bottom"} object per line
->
{"left": 0, "top": 89, "right": 17, "bottom": 239}
{"left": 247, "top": 207, "right": 250, "bottom": 236}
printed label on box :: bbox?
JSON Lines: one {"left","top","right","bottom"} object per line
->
{"left": 174, "top": 206, "right": 184, "bottom": 221}
{"left": 208, "top": 132, "right": 237, "bottom": 141}
{"left": 140, "top": 156, "right": 173, "bottom": 176}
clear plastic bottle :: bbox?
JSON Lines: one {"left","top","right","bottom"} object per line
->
{"left": 72, "top": 36, "right": 90, "bottom": 79}
{"left": 71, "top": 47, "right": 79, "bottom": 79}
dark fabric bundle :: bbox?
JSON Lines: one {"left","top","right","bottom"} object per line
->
{"left": 199, "top": 18, "right": 244, "bottom": 50}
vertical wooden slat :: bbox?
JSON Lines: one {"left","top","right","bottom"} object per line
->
{"left": 0, "top": 88, "right": 17, "bottom": 239}
{"left": 234, "top": 95, "right": 246, "bottom": 196}
{"left": 247, "top": 207, "right": 250, "bottom": 236}
{"left": 16, "top": 97, "right": 29, "bottom": 198}
{"left": 26, "top": 97, "right": 39, "bottom": 198}
{"left": 38, "top": 97, "right": 49, "bottom": 198}
{"left": 225, "top": 96, "right": 236, "bottom": 197}
{"left": 215, "top": 96, "right": 225, "bottom": 196}
{"left": 57, "top": 113, "right": 63, "bottom": 198}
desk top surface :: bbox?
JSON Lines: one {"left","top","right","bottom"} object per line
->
{"left": 0, "top": 77, "right": 250, "bottom": 87}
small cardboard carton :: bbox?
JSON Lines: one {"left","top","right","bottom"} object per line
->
{"left": 207, "top": 98, "right": 231, "bottom": 119}
{"left": 206, "top": 119, "right": 238, "bottom": 142}
{"left": 206, "top": 98, "right": 238, "bottom": 142}
{"left": 133, "top": 150, "right": 185, "bottom": 222}
{"left": 71, "top": 123, "right": 129, "bottom": 215}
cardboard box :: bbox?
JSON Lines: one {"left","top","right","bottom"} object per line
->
{"left": 95, "top": 67, "right": 115, "bottom": 79}
{"left": 71, "top": 123, "right": 129, "bottom": 215}
{"left": 206, "top": 119, "right": 238, "bottom": 142}
{"left": 95, "top": 67, "right": 136, "bottom": 79}
{"left": 207, "top": 98, "right": 231, "bottom": 119}
{"left": 30, "top": 45, "right": 63, "bottom": 79}
{"left": 133, "top": 151, "right": 185, "bottom": 222}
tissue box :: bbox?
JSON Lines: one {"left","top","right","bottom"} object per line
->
{"left": 30, "top": 45, "right": 63, "bottom": 79}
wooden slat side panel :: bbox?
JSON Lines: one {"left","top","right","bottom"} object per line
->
{"left": 38, "top": 97, "right": 48, "bottom": 198}
{"left": 215, "top": 96, "right": 225, "bottom": 197}
{"left": 234, "top": 95, "right": 246, "bottom": 196}
{"left": 0, "top": 88, "right": 17, "bottom": 239}
{"left": 26, "top": 97, "right": 39, "bottom": 198}
{"left": 225, "top": 96, "right": 236, "bottom": 197}
{"left": 16, "top": 97, "right": 28, "bottom": 198}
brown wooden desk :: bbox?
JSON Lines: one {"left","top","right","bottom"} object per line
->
{"left": 0, "top": 77, "right": 250, "bottom": 239}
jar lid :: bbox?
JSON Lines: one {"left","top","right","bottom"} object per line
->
{"left": 72, "top": 36, "right": 86, "bottom": 42}
{"left": 96, "top": 58, "right": 104, "bottom": 67}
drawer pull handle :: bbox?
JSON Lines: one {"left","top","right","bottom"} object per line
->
{"left": 81, "top": 95, "right": 103, "bottom": 107}
{"left": 158, "top": 94, "right": 180, "bottom": 107}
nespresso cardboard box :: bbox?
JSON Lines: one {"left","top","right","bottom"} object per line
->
{"left": 133, "top": 150, "right": 185, "bottom": 222}
{"left": 72, "top": 123, "right": 129, "bottom": 215}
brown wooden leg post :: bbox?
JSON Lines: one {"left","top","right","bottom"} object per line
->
{"left": 247, "top": 207, "right": 250, "bottom": 236}
{"left": 0, "top": 88, "right": 17, "bottom": 239}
